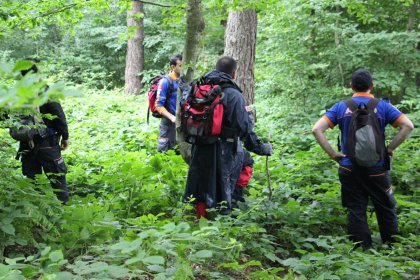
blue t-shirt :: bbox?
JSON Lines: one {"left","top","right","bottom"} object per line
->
{"left": 323, "top": 93, "right": 404, "bottom": 166}
{"left": 156, "top": 75, "right": 178, "bottom": 115}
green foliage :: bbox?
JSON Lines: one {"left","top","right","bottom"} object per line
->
{"left": 256, "top": 0, "right": 419, "bottom": 108}
{"left": 0, "top": 84, "right": 419, "bottom": 278}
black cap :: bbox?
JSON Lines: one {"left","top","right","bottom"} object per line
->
{"left": 351, "top": 69, "right": 372, "bottom": 92}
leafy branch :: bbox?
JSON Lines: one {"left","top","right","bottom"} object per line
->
{"left": 135, "top": 0, "right": 176, "bottom": 8}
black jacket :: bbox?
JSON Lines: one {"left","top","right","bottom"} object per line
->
{"left": 203, "top": 71, "right": 266, "bottom": 154}
{"left": 40, "top": 101, "right": 69, "bottom": 140}
{"left": 18, "top": 101, "right": 68, "bottom": 152}
{"left": 184, "top": 71, "right": 265, "bottom": 210}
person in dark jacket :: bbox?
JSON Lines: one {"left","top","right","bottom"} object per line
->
{"left": 17, "top": 60, "right": 70, "bottom": 203}
{"left": 232, "top": 150, "right": 254, "bottom": 206}
{"left": 184, "top": 56, "right": 272, "bottom": 218}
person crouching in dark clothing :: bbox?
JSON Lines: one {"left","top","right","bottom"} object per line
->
{"left": 232, "top": 150, "right": 254, "bottom": 207}
{"left": 17, "top": 60, "right": 70, "bottom": 203}
{"left": 184, "top": 56, "right": 272, "bottom": 218}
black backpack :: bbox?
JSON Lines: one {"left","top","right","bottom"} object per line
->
{"left": 345, "top": 98, "right": 385, "bottom": 167}
{"left": 9, "top": 113, "right": 49, "bottom": 149}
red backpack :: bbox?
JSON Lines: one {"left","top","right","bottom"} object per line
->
{"left": 147, "top": 74, "right": 173, "bottom": 124}
{"left": 180, "top": 79, "right": 225, "bottom": 144}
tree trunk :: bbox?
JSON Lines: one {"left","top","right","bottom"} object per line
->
{"left": 183, "top": 0, "right": 205, "bottom": 82}
{"left": 406, "top": 1, "right": 417, "bottom": 32}
{"left": 398, "top": 2, "right": 418, "bottom": 103}
{"left": 406, "top": 2, "right": 420, "bottom": 88}
{"left": 124, "top": 1, "right": 144, "bottom": 95}
{"left": 224, "top": 9, "right": 257, "bottom": 106}
{"left": 335, "top": 5, "right": 345, "bottom": 86}
{"left": 176, "top": 0, "right": 205, "bottom": 164}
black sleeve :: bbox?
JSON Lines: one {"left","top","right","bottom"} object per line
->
{"left": 230, "top": 91, "right": 254, "bottom": 138}
{"left": 229, "top": 91, "right": 267, "bottom": 155}
{"left": 43, "top": 102, "right": 69, "bottom": 140}
{"left": 243, "top": 131, "right": 266, "bottom": 155}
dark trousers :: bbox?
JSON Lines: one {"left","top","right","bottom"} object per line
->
{"left": 21, "top": 145, "right": 69, "bottom": 203}
{"left": 339, "top": 166, "right": 398, "bottom": 249}
{"left": 157, "top": 118, "right": 176, "bottom": 152}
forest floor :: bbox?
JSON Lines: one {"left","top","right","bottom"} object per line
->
{"left": 1, "top": 89, "right": 419, "bottom": 279}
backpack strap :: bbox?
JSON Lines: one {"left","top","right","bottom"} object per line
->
{"left": 161, "top": 75, "right": 175, "bottom": 111}
{"left": 344, "top": 99, "right": 358, "bottom": 112}
{"left": 164, "top": 75, "right": 175, "bottom": 98}
{"left": 366, "top": 98, "right": 380, "bottom": 111}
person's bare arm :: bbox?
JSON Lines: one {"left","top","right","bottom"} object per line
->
{"left": 387, "top": 116, "right": 414, "bottom": 155}
{"left": 160, "top": 110, "right": 176, "bottom": 123}
{"left": 312, "top": 118, "right": 345, "bottom": 162}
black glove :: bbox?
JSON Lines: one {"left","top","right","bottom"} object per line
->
{"left": 260, "top": 143, "right": 273, "bottom": 156}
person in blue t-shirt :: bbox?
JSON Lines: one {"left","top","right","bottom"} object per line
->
{"left": 156, "top": 54, "right": 182, "bottom": 152}
{"left": 312, "top": 69, "right": 414, "bottom": 250}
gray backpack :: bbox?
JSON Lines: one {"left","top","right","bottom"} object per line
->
{"left": 345, "top": 98, "right": 384, "bottom": 167}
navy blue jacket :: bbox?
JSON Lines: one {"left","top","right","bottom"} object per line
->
{"left": 184, "top": 70, "right": 266, "bottom": 210}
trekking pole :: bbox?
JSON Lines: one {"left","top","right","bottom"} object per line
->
{"left": 266, "top": 131, "right": 272, "bottom": 200}
{"left": 266, "top": 155, "right": 272, "bottom": 200}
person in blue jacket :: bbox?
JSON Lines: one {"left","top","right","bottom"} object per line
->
{"left": 156, "top": 54, "right": 182, "bottom": 152}
{"left": 312, "top": 69, "right": 414, "bottom": 249}
{"left": 184, "top": 56, "right": 272, "bottom": 218}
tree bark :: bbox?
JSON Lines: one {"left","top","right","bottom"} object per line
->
{"left": 406, "top": 1, "right": 417, "bottom": 32}
{"left": 183, "top": 0, "right": 205, "bottom": 82}
{"left": 406, "top": 2, "right": 419, "bottom": 88}
{"left": 335, "top": 5, "right": 345, "bottom": 86}
{"left": 397, "top": 2, "right": 418, "bottom": 103}
{"left": 176, "top": 0, "right": 205, "bottom": 163}
{"left": 224, "top": 9, "right": 257, "bottom": 106}
{"left": 124, "top": 1, "right": 144, "bottom": 95}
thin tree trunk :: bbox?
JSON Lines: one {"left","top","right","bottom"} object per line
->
{"left": 176, "top": 0, "right": 204, "bottom": 163}
{"left": 406, "top": 1, "right": 417, "bottom": 32}
{"left": 398, "top": 2, "right": 417, "bottom": 103}
{"left": 335, "top": 5, "right": 345, "bottom": 86}
{"left": 224, "top": 9, "right": 257, "bottom": 106}
{"left": 124, "top": 1, "right": 144, "bottom": 95}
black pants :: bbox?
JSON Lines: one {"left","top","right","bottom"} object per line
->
{"left": 21, "top": 145, "right": 69, "bottom": 203}
{"left": 339, "top": 165, "right": 398, "bottom": 250}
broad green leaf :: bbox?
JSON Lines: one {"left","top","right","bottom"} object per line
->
{"left": 0, "top": 264, "right": 10, "bottom": 276}
{"left": 194, "top": 250, "right": 213, "bottom": 259}
{"left": 49, "top": 251, "right": 64, "bottom": 262}
{"left": 147, "top": 265, "right": 165, "bottom": 273}
{"left": 0, "top": 224, "right": 15, "bottom": 235}
{"left": 143, "top": 256, "right": 165, "bottom": 265}
{"left": 108, "top": 265, "right": 129, "bottom": 278}
{"left": 12, "top": 60, "right": 34, "bottom": 72}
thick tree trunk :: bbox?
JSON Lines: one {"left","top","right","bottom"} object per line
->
{"left": 124, "top": 1, "right": 144, "bottom": 95}
{"left": 224, "top": 9, "right": 257, "bottom": 106}
{"left": 176, "top": 0, "right": 204, "bottom": 164}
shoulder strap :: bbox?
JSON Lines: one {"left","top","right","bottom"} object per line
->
{"left": 164, "top": 75, "right": 174, "bottom": 95}
{"left": 366, "top": 98, "right": 380, "bottom": 111}
{"left": 344, "top": 99, "right": 358, "bottom": 112}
